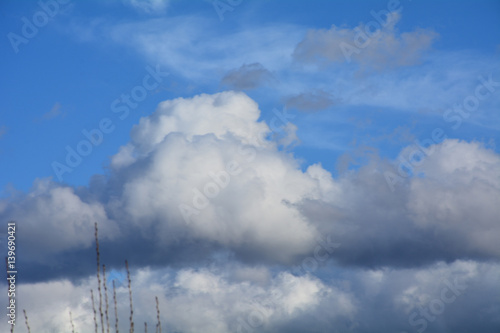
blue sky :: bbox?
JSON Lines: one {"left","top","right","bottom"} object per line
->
{"left": 1, "top": 1, "right": 500, "bottom": 332}
{"left": 1, "top": 0, "right": 499, "bottom": 192}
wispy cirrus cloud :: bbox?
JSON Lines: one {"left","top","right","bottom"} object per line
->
{"left": 123, "top": 0, "right": 170, "bottom": 14}
{"left": 74, "top": 16, "right": 303, "bottom": 82}
{"left": 0, "top": 125, "right": 7, "bottom": 139}
{"left": 66, "top": 12, "right": 498, "bottom": 119}
{"left": 36, "top": 102, "right": 66, "bottom": 121}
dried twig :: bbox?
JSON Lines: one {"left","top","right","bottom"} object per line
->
{"left": 126, "top": 260, "right": 134, "bottom": 333}
{"left": 23, "top": 309, "right": 31, "bottom": 333}
{"left": 95, "top": 223, "right": 105, "bottom": 333}
{"left": 113, "top": 280, "right": 119, "bottom": 333}
{"left": 144, "top": 322, "right": 147, "bottom": 333}
{"left": 91, "top": 289, "right": 98, "bottom": 333}
{"left": 70, "top": 311, "right": 76, "bottom": 333}
{"left": 103, "top": 264, "right": 111, "bottom": 333}
{"left": 155, "top": 297, "right": 161, "bottom": 333}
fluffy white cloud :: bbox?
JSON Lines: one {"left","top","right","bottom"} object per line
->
{"left": 1, "top": 91, "right": 499, "bottom": 332}
{"left": 2, "top": 92, "right": 499, "bottom": 270}
{"left": 108, "top": 91, "right": 324, "bottom": 263}
{"left": 8, "top": 260, "right": 500, "bottom": 333}
{"left": 351, "top": 260, "right": 500, "bottom": 333}
{"left": 2, "top": 92, "right": 328, "bottom": 273}
{"left": 297, "top": 139, "right": 500, "bottom": 267}
{"left": 407, "top": 139, "right": 500, "bottom": 256}
{"left": 13, "top": 279, "right": 95, "bottom": 333}
{"left": 10, "top": 264, "right": 355, "bottom": 333}
{"left": 0, "top": 178, "right": 118, "bottom": 261}
{"left": 116, "top": 91, "right": 270, "bottom": 159}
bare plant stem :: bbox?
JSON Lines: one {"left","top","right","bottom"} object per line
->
{"left": 126, "top": 260, "right": 134, "bottom": 333}
{"left": 91, "top": 289, "right": 98, "bottom": 333}
{"left": 103, "top": 264, "right": 111, "bottom": 333}
{"left": 113, "top": 280, "right": 119, "bottom": 333}
{"left": 23, "top": 309, "right": 31, "bottom": 333}
{"left": 95, "top": 223, "right": 105, "bottom": 333}
{"left": 155, "top": 297, "right": 161, "bottom": 333}
{"left": 70, "top": 311, "right": 76, "bottom": 333}
{"left": 144, "top": 322, "right": 147, "bottom": 333}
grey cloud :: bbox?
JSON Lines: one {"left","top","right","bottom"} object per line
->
{"left": 221, "top": 63, "right": 276, "bottom": 90}
{"left": 0, "top": 179, "right": 118, "bottom": 260}
{"left": 1, "top": 92, "right": 499, "bottom": 333}
{"left": 9, "top": 264, "right": 357, "bottom": 333}
{"left": 284, "top": 90, "right": 338, "bottom": 112}
{"left": 6, "top": 260, "right": 500, "bottom": 333}
{"left": 298, "top": 140, "right": 500, "bottom": 268}
{"left": 293, "top": 12, "right": 438, "bottom": 71}
{"left": 0, "top": 92, "right": 320, "bottom": 281}
{"left": 1, "top": 93, "right": 499, "bottom": 286}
